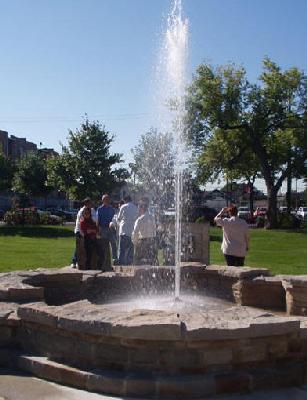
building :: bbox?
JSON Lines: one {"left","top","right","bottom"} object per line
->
{"left": 0, "top": 130, "right": 9, "bottom": 156}
{"left": 8, "top": 135, "right": 37, "bottom": 160}
{"left": 38, "top": 148, "right": 58, "bottom": 158}
{"left": 0, "top": 130, "right": 37, "bottom": 160}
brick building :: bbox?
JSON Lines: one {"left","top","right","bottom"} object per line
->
{"left": 0, "top": 130, "right": 9, "bottom": 156}
{"left": 0, "top": 130, "right": 37, "bottom": 160}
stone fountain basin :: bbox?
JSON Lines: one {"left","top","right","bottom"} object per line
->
{"left": 17, "top": 297, "right": 302, "bottom": 376}
{"left": 3, "top": 266, "right": 307, "bottom": 398}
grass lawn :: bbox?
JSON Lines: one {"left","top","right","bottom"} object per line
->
{"left": 0, "top": 225, "right": 74, "bottom": 272}
{"left": 210, "top": 226, "right": 307, "bottom": 275}
{"left": 0, "top": 225, "right": 306, "bottom": 275}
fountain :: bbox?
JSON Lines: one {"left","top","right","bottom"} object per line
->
{"left": 155, "top": 0, "right": 189, "bottom": 299}
{"left": 2, "top": 1, "right": 307, "bottom": 399}
{"left": 162, "top": 0, "right": 188, "bottom": 299}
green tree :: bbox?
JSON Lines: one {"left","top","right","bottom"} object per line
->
{"left": 48, "top": 118, "right": 128, "bottom": 201}
{"left": 197, "top": 128, "right": 261, "bottom": 214}
{"left": 13, "top": 152, "right": 53, "bottom": 201}
{"left": 187, "top": 58, "right": 306, "bottom": 228}
{"left": 131, "top": 129, "right": 175, "bottom": 209}
{"left": 0, "top": 152, "right": 15, "bottom": 191}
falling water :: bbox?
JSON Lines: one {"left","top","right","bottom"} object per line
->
{"left": 157, "top": 0, "right": 189, "bottom": 298}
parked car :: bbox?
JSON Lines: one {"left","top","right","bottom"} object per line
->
{"left": 237, "top": 207, "right": 252, "bottom": 221}
{"left": 297, "top": 207, "right": 307, "bottom": 221}
{"left": 45, "top": 208, "right": 76, "bottom": 221}
{"left": 253, "top": 207, "right": 267, "bottom": 217}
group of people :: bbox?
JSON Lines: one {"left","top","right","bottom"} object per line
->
{"left": 71, "top": 194, "right": 157, "bottom": 269}
{"left": 72, "top": 196, "right": 250, "bottom": 269}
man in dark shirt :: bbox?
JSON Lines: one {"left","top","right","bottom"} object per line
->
{"left": 96, "top": 194, "right": 115, "bottom": 270}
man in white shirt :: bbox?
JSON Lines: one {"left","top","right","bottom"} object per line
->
{"left": 214, "top": 205, "right": 250, "bottom": 266}
{"left": 117, "top": 195, "right": 138, "bottom": 265}
{"left": 71, "top": 197, "right": 97, "bottom": 268}
{"left": 132, "top": 199, "right": 157, "bottom": 265}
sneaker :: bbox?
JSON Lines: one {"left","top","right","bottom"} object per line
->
{"left": 70, "top": 263, "right": 76, "bottom": 268}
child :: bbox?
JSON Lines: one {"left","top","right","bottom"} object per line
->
{"left": 80, "top": 207, "right": 98, "bottom": 269}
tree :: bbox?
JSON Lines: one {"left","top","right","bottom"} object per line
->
{"left": 0, "top": 152, "right": 15, "bottom": 191}
{"left": 48, "top": 118, "right": 128, "bottom": 201}
{"left": 197, "top": 128, "right": 261, "bottom": 214}
{"left": 131, "top": 129, "right": 175, "bottom": 209}
{"left": 13, "top": 151, "right": 53, "bottom": 206}
{"left": 187, "top": 58, "right": 306, "bottom": 228}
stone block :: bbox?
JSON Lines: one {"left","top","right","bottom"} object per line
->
{"left": 8, "top": 286, "right": 44, "bottom": 302}
{"left": 129, "top": 347, "right": 158, "bottom": 365}
{"left": 86, "top": 372, "right": 126, "bottom": 396}
{"left": 250, "top": 367, "right": 276, "bottom": 391}
{"left": 17, "top": 304, "right": 57, "bottom": 327}
{"left": 158, "top": 349, "right": 200, "bottom": 373}
{"left": 0, "top": 348, "right": 13, "bottom": 366}
{"left": 58, "top": 365, "right": 88, "bottom": 389}
{"left": 57, "top": 317, "right": 112, "bottom": 337}
{"left": 215, "top": 371, "right": 252, "bottom": 395}
{"left": 272, "top": 362, "right": 305, "bottom": 387}
{"left": 111, "top": 315, "right": 181, "bottom": 341}
{"left": 232, "top": 345, "right": 267, "bottom": 364}
{"left": 126, "top": 375, "right": 156, "bottom": 397}
{"left": 95, "top": 343, "right": 129, "bottom": 366}
{"left": 202, "top": 348, "right": 233, "bottom": 366}
{"left": 249, "top": 318, "right": 300, "bottom": 337}
{"left": 17, "top": 355, "right": 89, "bottom": 389}
{"left": 158, "top": 375, "right": 216, "bottom": 398}
{"left": 0, "top": 326, "right": 12, "bottom": 345}
{"left": 17, "top": 355, "right": 62, "bottom": 383}
{"left": 234, "top": 279, "right": 286, "bottom": 310}
{"left": 0, "top": 289, "right": 9, "bottom": 301}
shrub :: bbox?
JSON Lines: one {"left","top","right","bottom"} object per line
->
{"left": 277, "top": 212, "right": 301, "bottom": 229}
{"left": 4, "top": 210, "right": 63, "bottom": 226}
{"left": 256, "top": 216, "right": 265, "bottom": 228}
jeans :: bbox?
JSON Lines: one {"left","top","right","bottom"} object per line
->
{"left": 119, "top": 235, "right": 134, "bottom": 265}
{"left": 224, "top": 254, "right": 245, "bottom": 266}
{"left": 109, "top": 230, "right": 118, "bottom": 261}
{"left": 84, "top": 237, "right": 97, "bottom": 269}
{"left": 71, "top": 232, "right": 82, "bottom": 264}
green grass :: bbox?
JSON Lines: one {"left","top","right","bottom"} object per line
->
{"left": 210, "top": 227, "right": 307, "bottom": 275}
{"left": 0, "top": 225, "right": 74, "bottom": 272}
{"left": 0, "top": 225, "right": 306, "bottom": 275}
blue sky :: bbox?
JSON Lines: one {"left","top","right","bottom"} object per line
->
{"left": 0, "top": 0, "right": 306, "bottom": 190}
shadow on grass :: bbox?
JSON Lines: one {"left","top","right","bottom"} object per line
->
{"left": 0, "top": 225, "right": 74, "bottom": 238}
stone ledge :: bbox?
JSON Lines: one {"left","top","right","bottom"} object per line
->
{"left": 207, "top": 265, "right": 270, "bottom": 279}
{"left": 11, "top": 352, "right": 307, "bottom": 399}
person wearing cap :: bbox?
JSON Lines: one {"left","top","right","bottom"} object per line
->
{"left": 214, "top": 205, "right": 250, "bottom": 267}
{"left": 96, "top": 194, "right": 115, "bottom": 269}
{"left": 132, "top": 199, "right": 157, "bottom": 265}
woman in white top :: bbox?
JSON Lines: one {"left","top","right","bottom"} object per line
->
{"left": 214, "top": 205, "right": 250, "bottom": 266}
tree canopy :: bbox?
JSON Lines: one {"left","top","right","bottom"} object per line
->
{"left": 48, "top": 118, "right": 128, "bottom": 201}
{"left": 187, "top": 58, "right": 306, "bottom": 228}
{"left": 131, "top": 128, "right": 175, "bottom": 209}
{"left": 0, "top": 152, "right": 15, "bottom": 192}
{"left": 13, "top": 152, "right": 53, "bottom": 199}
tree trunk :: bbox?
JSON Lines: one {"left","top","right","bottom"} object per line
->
{"left": 248, "top": 181, "right": 254, "bottom": 220}
{"left": 286, "top": 164, "right": 292, "bottom": 214}
{"left": 266, "top": 186, "right": 279, "bottom": 229}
